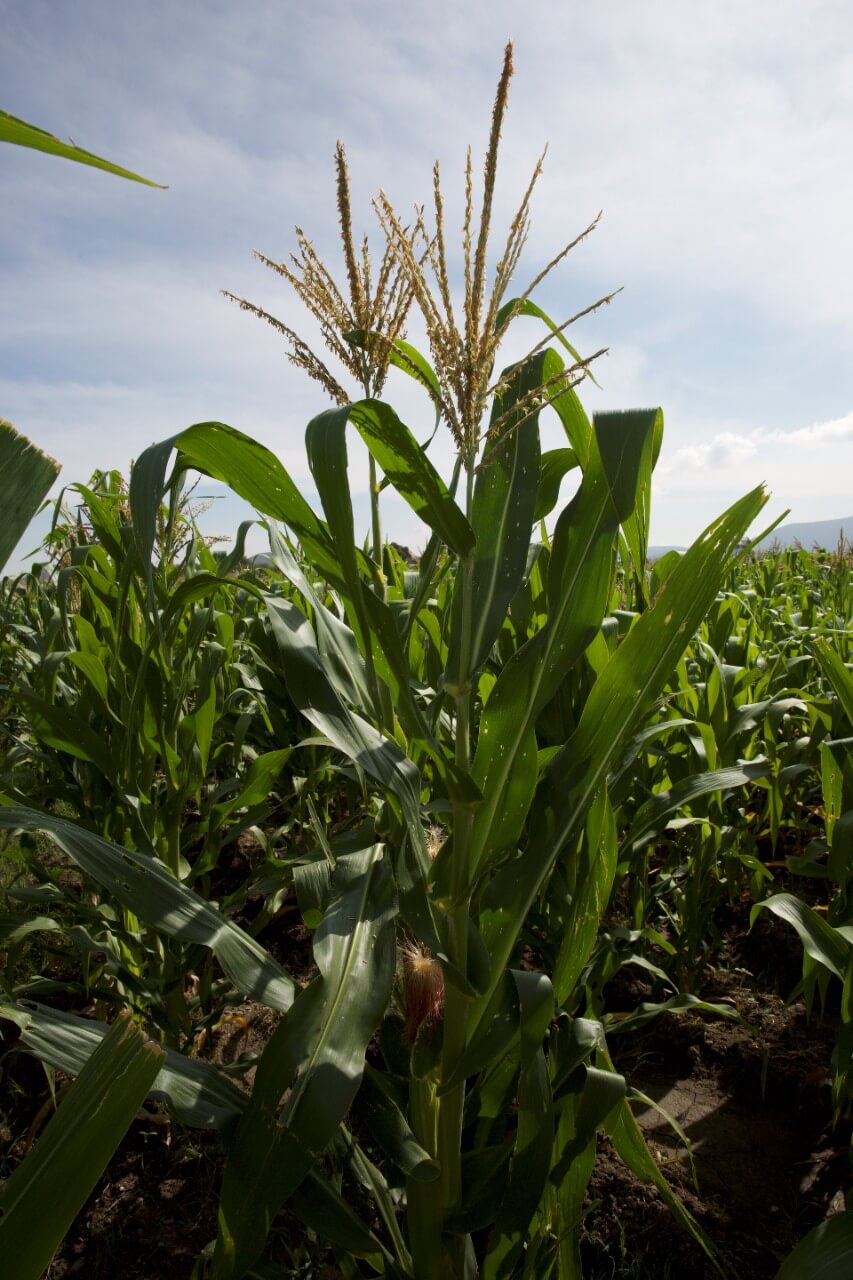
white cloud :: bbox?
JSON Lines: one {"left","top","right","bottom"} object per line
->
{"left": 650, "top": 407, "right": 853, "bottom": 544}
{"left": 774, "top": 412, "right": 853, "bottom": 447}
{"left": 660, "top": 410, "right": 853, "bottom": 483}
{"left": 663, "top": 431, "right": 759, "bottom": 475}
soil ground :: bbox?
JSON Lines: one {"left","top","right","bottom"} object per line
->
{"left": 586, "top": 973, "right": 848, "bottom": 1278}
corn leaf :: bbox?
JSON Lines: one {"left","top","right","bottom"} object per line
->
{"left": 535, "top": 447, "right": 578, "bottom": 522}
{"left": 2, "top": 1000, "right": 247, "bottom": 1130}
{"left": 0, "top": 419, "right": 60, "bottom": 573}
{"left": 493, "top": 298, "right": 600, "bottom": 389}
{"left": 0, "top": 806, "right": 295, "bottom": 1011}
{"left": 265, "top": 595, "right": 428, "bottom": 895}
{"left": 0, "top": 109, "right": 163, "bottom": 186}
{"left": 445, "top": 351, "right": 547, "bottom": 689}
{"left": 305, "top": 406, "right": 371, "bottom": 599}
{"left": 213, "top": 844, "right": 397, "bottom": 1278}
{"left": 358, "top": 1067, "right": 441, "bottom": 1182}
{"left": 349, "top": 399, "right": 475, "bottom": 557}
{"left": 477, "top": 483, "right": 767, "bottom": 1017}
{"left": 620, "top": 408, "right": 664, "bottom": 603}
{"left": 344, "top": 330, "right": 443, "bottom": 414}
{"left": 545, "top": 486, "right": 768, "bottom": 856}
{"left": 814, "top": 641, "right": 853, "bottom": 727}
{"left": 551, "top": 383, "right": 592, "bottom": 468}
{"left": 13, "top": 691, "right": 119, "bottom": 780}
{"left": 465, "top": 407, "right": 659, "bottom": 879}
{"left": 605, "top": 1096, "right": 725, "bottom": 1275}
{"left": 775, "top": 1209, "right": 853, "bottom": 1279}
{"left": 130, "top": 424, "right": 343, "bottom": 590}
{"left": 0, "top": 1012, "right": 164, "bottom": 1280}
{"left": 751, "top": 893, "right": 850, "bottom": 982}
{"left": 287, "top": 1172, "right": 385, "bottom": 1261}
{"left": 625, "top": 761, "right": 771, "bottom": 850}
{"left": 483, "top": 971, "right": 555, "bottom": 1279}
{"left": 552, "top": 788, "right": 618, "bottom": 1003}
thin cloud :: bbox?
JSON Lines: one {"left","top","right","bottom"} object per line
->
{"left": 775, "top": 412, "right": 853, "bottom": 446}
{"left": 3, "top": 0, "right": 853, "bottom": 564}
{"left": 664, "top": 431, "right": 759, "bottom": 474}
{"left": 662, "top": 412, "right": 853, "bottom": 479}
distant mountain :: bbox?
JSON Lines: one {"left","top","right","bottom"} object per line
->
{"left": 754, "top": 515, "right": 853, "bottom": 552}
{"left": 647, "top": 545, "right": 686, "bottom": 559}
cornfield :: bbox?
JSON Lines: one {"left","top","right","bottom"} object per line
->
{"left": 1, "top": 45, "right": 852, "bottom": 1280}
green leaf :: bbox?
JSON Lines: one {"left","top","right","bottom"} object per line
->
{"left": 445, "top": 351, "right": 547, "bottom": 689}
{"left": 476, "top": 483, "right": 767, "bottom": 1024}
{"left": 439, "top": 973, "right": 521, "bottom": 1093}
{"left": 129, "top": 423, "right": 341, "bottom": 586}
{"left": 190, "top": 679, "right": 218, "bottom": 776}
{"left": 3, "top": 1000, "right": 247, "bottom": 1131}
{"left": 387, "top": 338, "right": 443, "bottom": 414}
{"left": 649, "top": 548, "right": 682, "bottom": 596}
{"left": 545, "top": 485, "right": 768, "bottom": 857}
{"left": 266, "top": 523, "right": 374, "bottom": 711}
{"left": 605, "top": 1095, "right": 726, "bottom": 1275}
{"left": 0, "top": 109, "right": 164, "bottom": 186}
{"left": 467, "top": 407, "right": 659, "bottom": 878}
{"left": 213, "top": 844, "right": 397, "bottom": 1278}
{"left": 775, "top": 1211, "right": 853, "bottom": 1280}
{"left": 63, "top": 650, "right": 111, "bottom": 705}
{"left": 626, "top": 761, "right": 771, "bottom": 850}
{"left": 620, "top": 408, "right": 664, "bottom": 603}
{"left": 349, "top": 400, "right": 475, "bottom": 557}
{"left": 534, "top": 448, "right": 578, "bottom": 523}
{"left": 549, "top": 1015, "right": 607, "bottom": 1095}
{"left": 552, "top": 788, "right": 618, "bottom": 1004}
{"left": 603, "top": 994, "right": 742, "bottom": 1035}
{"left": 0, "top": 1011, "right": 164, "bottom": 1280}
{"left": 177, "top": 422, "right": 327, "bottom": 543}
{"left": 265, "top": 595, "right": 428, "bottom": 895}
{"left": 344, "top": 331, "right": 443, "bottom": 414}
{"left": 493, "top": 298, "right": 601, "bottom": 389}
{"left": 209, "top": 749, "right": 294, "bottom": 833}
{"left": 303, "top": 408, "right": 456, "bottom": 786}
{"left": 0, "top": 419, "right": 60, "bottom": 573}
{"left": 288, "top": 1169, "right": 384, "bottom": 1260}
{"left": 550, "top": 1065, "right": 625, "bottom": 1183}
{"left": 751, "top": 893, "right": 850, "bottom": 982}
{"left": 0, "top": 806, "right": 295, "bottom": 1012}
{"left": 359, "top": 1066, "right": 440, "bottom": 1182}
{"left": 447, "top": 1138, "right": 516, "bottom": 1234}
{"left": 814, "top": 641, "right": 853, "bottom": 728}
{"left": 305, "top": 405, "right": 375, "bottom": 673}
{"left": 0, "top": 916, "right": 61, "bottom": 945}
{"left": 551, "top": 383, "right": 592, "bottom": 469}
{"left": 483, "top": 971, "right": 555, "bottom": 1279}
{"left": 13, "top": 692, "right": 118, "bottom": 780}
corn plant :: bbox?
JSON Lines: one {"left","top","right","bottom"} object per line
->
{"left": 750, "top": 641, "right": 853, "bottom": 1126}
{"left": 0, "top": 45, "right": 773, "bottom": 1279}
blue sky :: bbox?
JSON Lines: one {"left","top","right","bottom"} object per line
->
{"left": 3, "top": 0, "right": 853, "bottom": 566}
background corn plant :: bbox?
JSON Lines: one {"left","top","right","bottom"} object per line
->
{"left": 0, "top": 473, "right": 308, "bottom": 1045}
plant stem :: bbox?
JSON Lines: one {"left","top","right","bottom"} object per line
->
{"left": 407, "top": 1076, "right": 443, "bottom": 1280}
{"left": 369, "top": 454, "right": 385, "bottom": 599}
{"left": 438, "top": 452, "right": 477, "bottom": 1232}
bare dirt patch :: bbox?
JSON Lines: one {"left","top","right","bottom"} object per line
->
{"left": 586, "top": 974, "right": 850, "bottom": 1278}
